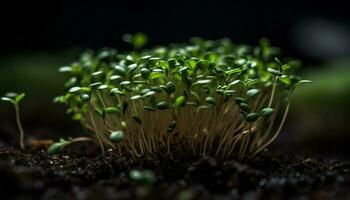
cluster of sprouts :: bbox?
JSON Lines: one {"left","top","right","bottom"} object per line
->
{"left": 55, "top": 37, "right": 310, "bottom": 159}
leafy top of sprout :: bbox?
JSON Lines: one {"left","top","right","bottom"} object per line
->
{"left": 55, "top": 36, "right": 311, "bottom": 159}
{"left": 1, "top": 92, "right": 26, "bottom": 105}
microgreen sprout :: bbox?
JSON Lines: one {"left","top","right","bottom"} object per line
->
{"left": 56, "top": 36, "right": 311, "bottom": 159}
{"left": 47, "top": 137, "right": 97, "bottom": 155}
{"left": 1, "top": 92, "right": 26, "bottom": 149}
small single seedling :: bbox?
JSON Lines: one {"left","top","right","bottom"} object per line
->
{"left": 47, "top": 137, "right": 97, "bottom": 155}
{"left": 1, "top": 92, "right": 26, "bottom": 149}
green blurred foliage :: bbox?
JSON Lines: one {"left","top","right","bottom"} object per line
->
{"left": 285, "top": 61, "right": 350, "bottom": 154}
{"left": 293, "top": 61, "right": 350, "bottom": 111}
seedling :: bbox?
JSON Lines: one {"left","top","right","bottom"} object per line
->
{"left": 47, "top": 137, "right": 97, "bottom": 155}
{"left": 1, "top": 92, "right": 26, "bottom": 149}
{"left": 55, "top": 36, "right": 311, "bottom": 159}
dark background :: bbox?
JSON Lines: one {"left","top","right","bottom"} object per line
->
{"left": 0, "top": 0, "right": 349, "bottom": 155}
{"left": 2, "top": 0, "right": 350, "bottom": 63}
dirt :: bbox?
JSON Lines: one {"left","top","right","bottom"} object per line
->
{"left": 0, "top": 146, "right": 349, "bottom": 200}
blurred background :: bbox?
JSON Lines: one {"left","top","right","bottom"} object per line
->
{"left": 0, "top": 0, "right": 349, "bottom": 156}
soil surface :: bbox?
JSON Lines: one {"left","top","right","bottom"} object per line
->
{"left": 0, "top": 147, "right": 349, "bottom": 200}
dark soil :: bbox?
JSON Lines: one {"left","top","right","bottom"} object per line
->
{"left": 0, "top": 147, "right": 349, "bottom": 200}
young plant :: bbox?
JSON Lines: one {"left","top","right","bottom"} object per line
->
{"left": 47, "top": 137, "right": 97, "bottom": 155}
{"left": 55, "top": 37, "right": 311, "bottom": 159}
{"left": 1, "top": 92, "right": 26, "bottom": 149}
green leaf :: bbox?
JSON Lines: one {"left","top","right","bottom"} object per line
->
{"left": 115, "top": 65, "right": 127, "bottom": 76}
{"left": 186, "top": 59, "right": 197, "bottom": 69}
{"left": 167, "top": 120, "right": 177, "bottom": 133}
{"left": 204, "top": 52, "right": 218, "bottom": 62}
{"left": 151, "top": 86, "right": 162, "bottom": 93}
{"left": 1, "top": 97, "right": 16, "bottom": 104}
{"left": 144, "top": 105, "right": 156, "bottom": 111}
{"left": 47, "top": 142, "right": 64, "bottom": 155}
{"left": 110, "top": 75, "right": 123, "bottom": 81}
{"left": 127, "top": 64, "right": 137, "bottom": 74}
{"left": 58, "top": 66, "right": 72, "bottom": 73}
{"left": 260, "top": 108, "right": 274, "bottom": 117}
{"left": 267, "top": 68, "right": 281, "bottom": 76}
{"left": 4, "top": 93, "right": 16, "bottom": 98}
{"left": 235, "top": 97, "right": 245, "bottom": 104}
{"left": 245, "top": 89, "right": 260, "bottom": 100}
{"left": 193, "top": 79, "right": 212, "bottom": 86}
{"left": 120, "top": 81, "right": 131, "bottom": 89}
{"left": 98, "top": 84, "right": 109, "bottom": 90}
{"left": 104, "top": 107, "right": 121, "bottom": 115}
{"left": 68, "top": 87, "right": 81, "bottom": 94}
{"left": 80, "top": 87, "right": 92, "bottom": 93}
{"left": 292, "top": 80, "right": 312, "bottom": 90}
{"left": 205, "top": 96, "right": 216, "bottom": 105}
{"left": 225, "top": 68, "right": 242, "bottom": 75}
{"left": 278, "top": 76, "right": 292, "bottom": 86}
{"left": 245, "top": 79, "right": 259, "bottom": 87}
{"left": 298, "top": 80, "right": 312, "bottom": 84}
{"left": 149, "top": 72, "right": 163, "bottom": 80}
{"left": 156, "top": 101, "right": 169, "bottom": 110}
{"left": 141, "top": 68, "right": 150, "bottom": 79}
{"left": 47, "top": 139, "right": 70, "bottom": 155}
{"left": 190, "top": 91, "right": 201, "bottom": 105}
{"left": 196, "top": 60, "right": 210, "bottom": 70}
{"left": 246, "top": 112, "right": 259, "bottom": 122}
{"left": 281, "top": 64, "right": 291, "bottom": 71}
{"left": 132, "top": 115, "right": 142, "bottom": 125}
{"left": 196, "top": 105, "right": 211, "bottom": 112}
{"left": 239, "top": 103, "right": 250, "bottom": 113}
{"left": 110, "top": 88, "right": 124, "bottom": 96}
{"left": 142, "top": 91, "right": 156, "bottom": 98}
{"left": 80, "top": 94, "right": 90, "bottom": 102}
{"left": 94, "top": 108, "right": 104, "bottom": 117}
{"left": 175, "top": 96, "right": 186, "bottom": 107}
{"left": 110, "top": 131, "right": 124, "bottom": 142}
{"left": 131, "top": 95, "right": 142, "bottom": 100}
{"left": 91, "top": 71, "right": 103, "bottom": 77}
{"left": 165, "top": 82, "right": 175, "bottom": 94}
{"left": 227, "top": 80, "right": 242, "bottom": 86}
{"left": 89, "top": 82, "right": 102, "bottom": 89}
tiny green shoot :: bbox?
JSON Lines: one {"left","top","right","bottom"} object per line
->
{"left": 1, "top": 93, "right": 26, "bottom": 150}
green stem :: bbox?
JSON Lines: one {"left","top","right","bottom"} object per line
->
{"left": 268, "top": 77, "right": 277, "bottom": 107}
{"left": 253, "top": 94, "right": 291, "bottom": 157}
{"left": 15, "top": 104, "right": 25, "bottom": 150}
{"left": 88, "top": 105, "right": 105, "bottom": 155}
